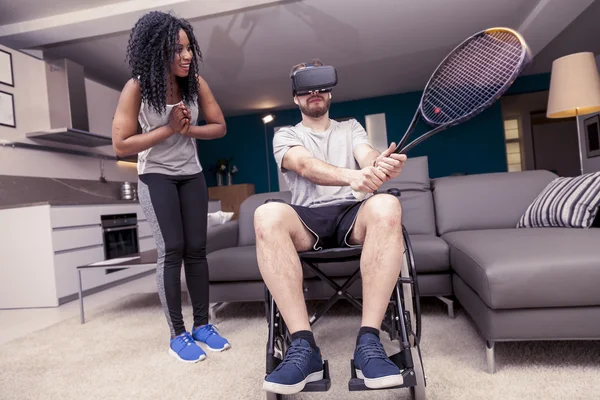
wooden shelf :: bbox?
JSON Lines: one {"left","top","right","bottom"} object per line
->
{"left": 208, "top": 183, "right": 255, "bottom": 220}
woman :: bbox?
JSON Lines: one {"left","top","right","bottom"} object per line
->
{"left": 112, "top": 11, "right": 230, "bottom": 363}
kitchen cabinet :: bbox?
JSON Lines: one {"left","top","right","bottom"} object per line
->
{"left": 0, "top": 203, "right": 156, "bottom": 309}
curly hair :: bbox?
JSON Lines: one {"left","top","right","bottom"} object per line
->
{"left": 125, "top": 11, "right": 203, "bottom": 115}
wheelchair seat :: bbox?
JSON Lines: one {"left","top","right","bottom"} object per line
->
{"left": 298, "top": 246, "right": 362, "bottom": 261}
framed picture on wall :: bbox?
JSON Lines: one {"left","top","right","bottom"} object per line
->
{"left": 0, "top": 49, "right": 14, "bottom": 87}
{"left": 583, "top": 114, "right": 600, "bottom": 159}
{"left": 0, "top": 90, "right": 16, "bottom": 128}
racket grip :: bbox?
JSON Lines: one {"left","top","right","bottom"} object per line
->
{"left": 352, "top": 190, "right": 367, "bottom": 201}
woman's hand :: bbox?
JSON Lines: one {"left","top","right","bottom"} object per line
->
{"left": 168, "top": 103, "right": 189, "bottom": 132}
{"left": 178, "top": 104, "right": 192, "bottom": 136}
{"left": 180, "top": 120, "right": 190, "bottom": 136}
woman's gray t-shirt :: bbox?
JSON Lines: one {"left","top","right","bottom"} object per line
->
{"left": 136, "top": 99, "right": 202, "bottom": 176}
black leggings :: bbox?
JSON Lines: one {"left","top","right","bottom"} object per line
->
{"left": 138, "top": 172, "right": 209, "bottom": 337}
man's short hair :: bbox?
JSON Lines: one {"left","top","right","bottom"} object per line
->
{"left": 289, "top": 58, "right": 324, "bottom": 78}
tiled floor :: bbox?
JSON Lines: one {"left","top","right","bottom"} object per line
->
{"left": 0, "top": 273, "right": 157, "bottom": 346}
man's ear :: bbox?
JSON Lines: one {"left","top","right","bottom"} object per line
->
{"left": 329, "top": 92, "right": 332, "bottom": 100}
{"left": 293, "top": 96, "right": 299, "bottom": 106}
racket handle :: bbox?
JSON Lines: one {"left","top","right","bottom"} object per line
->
{"left": 352, "top": 190, "right": 368, "bottom": 201}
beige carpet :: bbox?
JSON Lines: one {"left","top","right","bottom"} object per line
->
{"left": 1, "top": 294, "right": 599, "bottom": 400}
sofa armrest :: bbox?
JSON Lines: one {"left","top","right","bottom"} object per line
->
{"left": 207, "top": 220, "right": 239, "bottom": 254}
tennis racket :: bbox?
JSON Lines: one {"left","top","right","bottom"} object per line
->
{"left": 352, "top": 27, "right": 531, "bottom": 200}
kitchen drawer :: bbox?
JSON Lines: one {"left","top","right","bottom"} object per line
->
{"left": 139, "top": 236, "right": 156, "bottom": 252}
{"left": 50, "top": 204, "right": 143, "bottom": 228}
{"left": 137, "top": 221, "right": 153, "bottom": 239}
{"left": 52, "top": 226, "right": 103, "bottom": 253}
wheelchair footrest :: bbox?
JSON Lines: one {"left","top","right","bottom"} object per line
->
{"left": 348, "top": 359, "right": 417, "bottom": 391}
{"left": 302, "top": 360, "right": 331, "bottom": 392}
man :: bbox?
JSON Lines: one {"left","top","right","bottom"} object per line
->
{"left": 254, "top": 59, "right": 407, "bottom": 395}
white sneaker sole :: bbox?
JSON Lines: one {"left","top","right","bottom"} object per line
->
{"left": 263, "top": 370, "right": 324, "bottom": 395}
{"left": 195, "top": 341, "right": 232, "bottom": 352}
{"left": 169, "top": 348, "right": 206, "bottom": 363}
{"left": 356, "top": 368, "right": 403, "bottom": 389}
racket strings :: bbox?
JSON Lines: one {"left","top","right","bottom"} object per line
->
{"left": 428, "top": 45, "right": 515, "bottom": 117}
{"left": 421, "top": 30, "right": 525, "bottom": 125}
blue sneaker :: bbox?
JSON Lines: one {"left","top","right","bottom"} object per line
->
{"left": 192, "top": 324, "right": 231, "bottom": 352}
{"left": 354, "top": 333, "right": 403, "bottom": 389}
{"left": 263, "top": 339, "right": 324, "bottom": 395}
{"left": 169, "top": 332, "right": 206, "bottom": 363}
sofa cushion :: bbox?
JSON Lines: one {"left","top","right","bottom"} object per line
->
{"left": 432, "top": 170, "right": 557, "bottom": 235}
{"left": 208, "top": 234, "right": 449, "bottom": 282}
{"left": 405, "top": 235, "right": 450, "bottom": 273}
{"left": 443, "top": 228, "right": 600, "bottom": 310}
{"left": 238, "top": 191, "right": 292, "bottom": 246}
{"left": 517, "top": 172, "right": 600, "bottom": 229}
{"left": 375, "top": 156, "right": 436, "bottom": 236}
{"left": 208, "top": 245, "right": 261, "bottom": 281}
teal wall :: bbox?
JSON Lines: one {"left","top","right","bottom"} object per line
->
{"left": 198, "top": 73, "right": 551, "bottom": 193}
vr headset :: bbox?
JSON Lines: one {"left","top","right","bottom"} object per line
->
{"left": 291, "top": 64, "right": 338, "bottom": 96}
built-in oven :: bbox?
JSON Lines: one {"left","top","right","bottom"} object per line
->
{"left": 101, "top": 213, "right": 140, "bottom": 273}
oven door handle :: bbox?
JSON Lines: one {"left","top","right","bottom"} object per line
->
{"left": 103, "top": 225, "right": 138, "bottom": 233}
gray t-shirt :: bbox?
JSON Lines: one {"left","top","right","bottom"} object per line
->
{"left": 273, "top": 118, "right": 371, "bottom": 208}
{"left": 136, "top": 99, "right": 202, "bottom": 176}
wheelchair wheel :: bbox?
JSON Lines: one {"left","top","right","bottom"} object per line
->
{"left": 410, "top": 345, "right": 427, "bottom": 400}
{"left": 401, "top": 226, "right": 427, "bottom": 399}
{"left": 401, "top": 242, "right": 418, "bottom": 346}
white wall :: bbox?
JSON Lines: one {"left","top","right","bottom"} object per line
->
{"left": 0, "top": 44, "right": 136, "bottom": 182}
{"left": 85, "top": 77, "right": 121, "bottom": 138}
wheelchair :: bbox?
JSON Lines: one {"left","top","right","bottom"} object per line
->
{"left": 263, "top": 206, "right": 427, "bottom": 400}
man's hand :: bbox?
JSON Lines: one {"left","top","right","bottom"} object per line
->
{"left": 375, "top": 142, "right": 407, "bottom": 179}
{"left": 349, "top": 166, "right": 388, "bottom": 193}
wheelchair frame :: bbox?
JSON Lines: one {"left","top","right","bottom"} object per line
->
{"left": 263, "top": 225, "right": 427, "bottom": 399}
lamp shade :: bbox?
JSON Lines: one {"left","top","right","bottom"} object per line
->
{"left": 547, "top": 52, "right": 600, "bottom": 118}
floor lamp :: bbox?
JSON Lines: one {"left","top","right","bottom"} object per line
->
{"left": 262, "top": 114, "right": 275, "bottom": 192}
{"left": 546, "top": 52, "right": 600, "bottom": 175}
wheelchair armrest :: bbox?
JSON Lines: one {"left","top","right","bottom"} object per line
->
{"left": 374, "top": 187, "right": 401, "bottom": 197}
{"left": 386, "top": 188, "right": 401, "bottom": 197}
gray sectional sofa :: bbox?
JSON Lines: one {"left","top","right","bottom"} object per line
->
{"left": 205, "top": 156, "right": 600, "bottom": 372}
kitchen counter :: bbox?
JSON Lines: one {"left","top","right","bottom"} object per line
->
{"left": 0, "top": 174, "right": 137, "bottom": 210}
{"left": 0, "top": 199, "right": 139, "bottom": 210}
{"left": 0, "top": 174, "right": 221, "bottom": 212}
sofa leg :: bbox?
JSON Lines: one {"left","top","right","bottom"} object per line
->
{"left": 209, "top": 302, "right": 225, "bottom": 322}
{"left": 486, "top": 340, "right": 496, "bottom": 374}
{"left": 436, "top": 296, "right": 455, "bottom": 318}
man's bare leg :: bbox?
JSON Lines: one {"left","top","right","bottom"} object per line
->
{"left": 348, "top": 193, "right": 405, "bottom": 389}
{"left": 349, "top": 194, "right": 404, "bottom": 329}
{"left": 256, "top": 202, "right": 326, "bottom": 395}
{"left": 254, "top": 202, "right": 315, "bottom": 334}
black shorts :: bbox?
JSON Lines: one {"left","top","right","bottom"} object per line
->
{"left": 267, "top": 199, "right": 364, "bottom": 250}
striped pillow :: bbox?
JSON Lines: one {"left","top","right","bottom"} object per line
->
{"left": 517, "top": 172, "right": 600, "bottom": 228}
